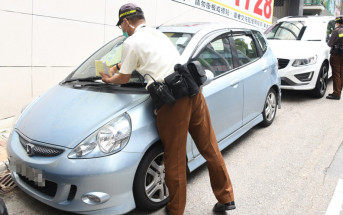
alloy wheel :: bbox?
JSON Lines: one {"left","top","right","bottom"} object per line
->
{"left": 265, "top": 91, "right": 277, "bottom": 122}
{"left": 319, "top": 65, "right": 328, "bottom": 95}
{"left": 144, "top": 152, "right": 169, "bottom": 203}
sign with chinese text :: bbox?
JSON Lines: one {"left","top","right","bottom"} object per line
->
{"left": 172, "top": 0, "right": 274, "bottom": 29}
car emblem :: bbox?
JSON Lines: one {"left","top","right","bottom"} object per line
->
{"left": 26, "top": 143, "right": 35, "bottom": 157}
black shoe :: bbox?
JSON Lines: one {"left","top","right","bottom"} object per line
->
{"left": 213, "top": 201, "right": 236, "bottom": 212}
{"left": 326, "top": 94, "right": 341, "bottom": 100}
{"left": 165, "top": 206, "right": 170, "bottom": 215}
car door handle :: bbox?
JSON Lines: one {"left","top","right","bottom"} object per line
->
{"left": 230, "top": 79, "right": 239, "bottom": 88}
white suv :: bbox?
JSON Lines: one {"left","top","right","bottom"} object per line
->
{"left": 265, "top": 16, "right": 335, "bottom": 97}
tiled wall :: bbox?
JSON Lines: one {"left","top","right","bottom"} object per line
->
{"left": 0, "top": 0, "right": 244, "bottom": 119}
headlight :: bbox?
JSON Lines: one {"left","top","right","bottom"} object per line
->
{"left": 68, "top": 113, "right": 131, "bottom": 159}
{"left": 292, "top": 55, "right": 317, "bottom": 67}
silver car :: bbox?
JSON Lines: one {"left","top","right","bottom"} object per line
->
{"left": 7, "top": 23, "right": 281, "bottom": 215}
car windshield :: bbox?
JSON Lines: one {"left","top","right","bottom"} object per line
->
{"left": 64, "top": 32, "right": 193, "bottom": 85}
{"left": 67, "top": 36, "right": 125, "bottom": 82}
{"left": 265, "top": 21, "right": 305, "bottom": 40}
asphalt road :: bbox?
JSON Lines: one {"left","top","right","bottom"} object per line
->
{"left": 1, "top": 80, "right": 343, "bottom": 215}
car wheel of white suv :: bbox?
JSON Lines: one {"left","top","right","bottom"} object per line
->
{"left": 312, "top": 63, "right": 328, "bottom": 98}
{"left": 133, "top": 144, "right": 169, "bottom": 211}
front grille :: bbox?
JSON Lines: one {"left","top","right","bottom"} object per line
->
{"left": 19, "top": 135, "right": 64, "bottom": 157}
{"left": 278, "top": 58, "right": 290, "bottom": 69}
{"left": 18, "top": 173, "right": 57, "bottom": 197}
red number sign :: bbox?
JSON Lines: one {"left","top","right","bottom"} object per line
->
{"left": 231, "top": 0, "right": 273, "bottom": 20}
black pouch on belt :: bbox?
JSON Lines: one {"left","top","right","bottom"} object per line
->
{"left": 187, "top": 61, "right": 207, "bottom": 87}
{"left": 164, "top": 72, "right": 189, "bottom": 99}
{"left": 174, "top": 64, "right": 200, "bottom": 97}
{"left": 146, "top": 74, "right": 176, "bottom": 109}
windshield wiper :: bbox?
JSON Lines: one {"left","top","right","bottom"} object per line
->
{"left": 61, "top": 76, "right": 101, "bottom": 84}
{"left": 121, "top": 82, "right": 146, "bottom": 88}
{"left": 72, "top": 82, "right": 108, "bottom": 88}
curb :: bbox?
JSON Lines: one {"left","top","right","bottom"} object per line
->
{"left": 0, "top": 131, "right": 9, "bottom": 174}
{"left": 0, "top": 160, "right": 9, "bottom": 173}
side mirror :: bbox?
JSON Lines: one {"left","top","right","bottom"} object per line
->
{"left": 203, "top": 69, "right": 214, "bottom": 86}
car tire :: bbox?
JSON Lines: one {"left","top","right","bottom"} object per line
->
{"left": 133, "top": 144, "right": 169, "bottom": 211}
{"left": 260, "top": 88, "right": 277, "bottom": 127}
{"left": 312, "top": 63, "right": 328, "bottom": 98}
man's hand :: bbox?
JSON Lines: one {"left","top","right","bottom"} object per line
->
{"left": 100, "top": 72, "right": 112, "bottom": 83}
{"left": 100, "top": 72, "right": 131, "bottom": 85}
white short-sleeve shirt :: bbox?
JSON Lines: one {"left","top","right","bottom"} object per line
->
{"left": 119, "top": 24, "right": 181, "bottom": 86}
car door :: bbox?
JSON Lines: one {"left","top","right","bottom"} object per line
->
{"left": 231, "top": 31, "right": 273, "bottom": 124}
{"left": 190, "top": 31, "right": 244, "bottom": 157}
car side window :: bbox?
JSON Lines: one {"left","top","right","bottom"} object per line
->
{"left": 253, "top": 30, "right": 267, "bottom": 54}
{"left": 196, "top": 36, "right": 233, "bottom": 77}
{"left": 233, "top": 35, "right": 259, "bottom": 66}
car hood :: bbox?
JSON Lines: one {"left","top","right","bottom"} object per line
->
{"left": 16, "top": 85, "right": 148, "bottom": 148}
{"left": 267, "top": 40, "right": 323, "bottom": 59}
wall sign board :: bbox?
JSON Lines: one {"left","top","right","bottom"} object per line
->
{"left": 172, "top": 0, "right": 274, "bottom": 29}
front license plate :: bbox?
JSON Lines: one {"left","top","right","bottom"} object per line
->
{"left": 10, "top": 158, "right": 46, "bottom": 187}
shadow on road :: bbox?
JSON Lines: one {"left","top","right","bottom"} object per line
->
{"left": 281, "top": 78, "right": 333, "bottom": 103}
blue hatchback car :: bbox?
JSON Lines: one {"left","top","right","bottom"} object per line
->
{"left": 7, "top": 23, "right": 281, "bottom": 215}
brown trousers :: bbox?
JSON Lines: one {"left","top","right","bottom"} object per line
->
{"left": 330, "top": 54, "right": 343, "bottom": 96}
{"left": 156, "top": 92, "right": 234, "bottom": 215}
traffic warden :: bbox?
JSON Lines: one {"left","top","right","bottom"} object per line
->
{"left": 327, "top": 16, "right": 343, "bottom": 100}
{"left": 100, "top": 3, "right": 235, "bottom": 215}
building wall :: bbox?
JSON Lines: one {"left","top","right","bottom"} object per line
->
{"left": 0, "top": 0, "right": 249, "bottom": 120}
{"left": 322, "top": 0, "right": 342, "bottom": 15}
{"left": 273, "top": 0, "right": 304, "bottom": 19}
{"left": 273, "top": 0, "right": 290, "bottom": 19}
{"left": 289, "top": 0, "right": 304, "bottom": 16}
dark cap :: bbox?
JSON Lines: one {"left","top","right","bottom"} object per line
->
{"left": 335, "top": 16, "right": 343, "bottom": 24}
{"left": 116, "top": 3, "right": 144, "bottom": 26}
